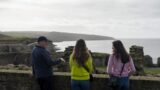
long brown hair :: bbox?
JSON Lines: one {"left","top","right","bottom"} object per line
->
{"left": 113, "top": 40, "right": 130, "bottom": 63}
{"left": 73, "top": 39, "right": 89, "bottom": 66}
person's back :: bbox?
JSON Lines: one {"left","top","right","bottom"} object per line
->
{"left": 31, "top": 36, "right": 64, "bottom": 90}
{"left": 69, "top": 39, "right": 93, "bottom": 90}
{"left": 70, "top": 54, "right": 93, "bottom": 80}
{"left": 32, "top": 46, "right": 54, "bottom": 78}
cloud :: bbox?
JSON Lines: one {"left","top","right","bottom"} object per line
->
{"left": 0, "top": 0, "right": 160, "bottom": 38}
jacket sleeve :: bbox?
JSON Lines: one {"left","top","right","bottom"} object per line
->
{"left": 41, "top": 49, "right": 61, "bottom": 66}
{"left": 107, "top": 55, "right": 114, "bottom": 75}
{"left": 87, "top": 56, "right": 94, "bottom": 73}
{"left": 32, "top": 65, "right": 35, "bottom": 76}
{"left": 69, "top": 54, "right": 73, "bottom": 69}
{"left": 129, "top": 57, "right": 136, "bottom": 73}
{"left": 31, "top": 53, "right": 35, "bottom": 76}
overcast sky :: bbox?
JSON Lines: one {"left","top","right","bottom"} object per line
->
{"left": 0, "top": 0, "right": 160, "bottom": 38}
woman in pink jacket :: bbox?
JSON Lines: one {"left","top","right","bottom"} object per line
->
{"left": 107, "top": 40, "right": 136, "bottom": 90}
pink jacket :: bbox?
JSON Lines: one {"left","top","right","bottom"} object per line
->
{"left": 107, "top": 54, "right": 136, "bottom": 77}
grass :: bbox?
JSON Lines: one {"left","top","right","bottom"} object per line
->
{"left": 144, "top": 68, "right": 160, "bottom": 74}
{"left": 97, "top": 66, "right": 160, "bottom": 75}
{"left": 96, "top": 67, "right": 106, "bottom": 71}
{"left": 0, "top": 65, "right": 160, "bottom": 75}
{"left": 0, "top": 64, "right": 31, "bottom": 71}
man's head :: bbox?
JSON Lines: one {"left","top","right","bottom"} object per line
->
{"left": 37, "top": 36, "right": 49, "bottom": 48}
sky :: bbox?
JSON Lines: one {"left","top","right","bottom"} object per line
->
{"left": 0, "top": 0, "right": 160, "bottom": 38}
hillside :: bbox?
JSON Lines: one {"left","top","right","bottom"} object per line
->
{"left": 0, "top": 34, "right": 12, "bottom": 39}
{"left": 1, "top": 31, "right": 114, "bottom": 42}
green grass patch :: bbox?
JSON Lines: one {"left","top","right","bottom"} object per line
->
{"left": 144, "top": 68, "right": 160, "bottom": 74}
{"left": 97, "top": 67, "right": 160, "bottom": 75}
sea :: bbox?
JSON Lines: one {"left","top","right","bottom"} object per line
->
{"left": 54, "top": 39, "right": 160, "bottom": 64}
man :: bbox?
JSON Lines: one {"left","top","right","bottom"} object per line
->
{"left": 32, "top": 36, "right": 64, "bottom": 90}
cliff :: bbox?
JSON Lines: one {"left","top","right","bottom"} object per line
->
{"left": 1, "top": 31, "right": 114, "bottom": 42}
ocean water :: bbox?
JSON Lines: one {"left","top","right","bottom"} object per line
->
{"left": 54, "top": 39, "right": 160, "bottom": 64}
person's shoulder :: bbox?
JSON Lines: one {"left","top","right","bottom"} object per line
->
{"left": 69, "top": 53, "right": 74, "bottom": 60}
{"left": 129, "top": 55, "right": 132, "bottom": 58}
{"left": 108, "top": 54, "right": 116, "bottom": 62}
{"left": 36, "top": 47, "right": 45, "bottom": 52}
{"left": 32, "top": 46, "right": 40, "bottom": 52}
{"left": 109, "top": 54, "right": 114, "bottom": 58}
{"left": 69, "top": 53, "right": 74, "bottom": 63}
{"left": 128, "top": 55, "right": 133, "bottom": 61}
{"left": 87, "top": 54, "right": 93, "bottom": 62}
{"left": 35, "top": 46, "right": 47, "bottom": 54}
{"left": 70, "top": 52, "right": 73, "bottom": 57}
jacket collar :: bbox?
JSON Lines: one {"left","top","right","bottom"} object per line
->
{"left": 36, "top": 45, "right": 45, "bottom": 49}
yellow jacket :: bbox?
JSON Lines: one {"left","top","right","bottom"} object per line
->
{"left": 69, "top": 54, "right": 93, "bottom": 80}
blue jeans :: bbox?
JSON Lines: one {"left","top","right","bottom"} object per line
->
{"left": 71, "top": 80, "right": 90, "bottom": 90}
{"left": 113, "top": 77, "right": 129, "bottom": 90}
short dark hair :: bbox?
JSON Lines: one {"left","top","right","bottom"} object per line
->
{"left": 37, "top": 36, "right": 48, "bottom": 42}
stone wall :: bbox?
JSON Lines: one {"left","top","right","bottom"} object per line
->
{"left": 130, "top": 45, "right": 145, "bottom": 75}
{"left": 62, "top": 46, "right": 109, "bottom": 67}
{"left": 57, "top": 46, "right": 109, "bottom": 72}
{"left": 0, "top": 53, "right": 31, "bottom": 66}
{"left": 144, "top": 55, "right": 154, "bottom": 67}
{"left": 0, "top": 39, "right": 57, "bottom": 66}
{"left": 0, "top": 71, "right": 160, "bottom": 90}
{"left": 157, "top": 57, "right": 160, "bottom": 67}
{"left": 91, "top": 52, "right": 109, "bottom": 67}
{"left": 0, "top": 44, "right": 30, "bottom": 53}
{"left": 0, "top": 45, "right": 147, "bottom": 74}
{"left": 0, "top": 52, "right": 60, "bottom": 67}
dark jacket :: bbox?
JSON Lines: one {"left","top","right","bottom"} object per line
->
{"left": 32, "top": 46, "right": 61, "bottom": 78}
